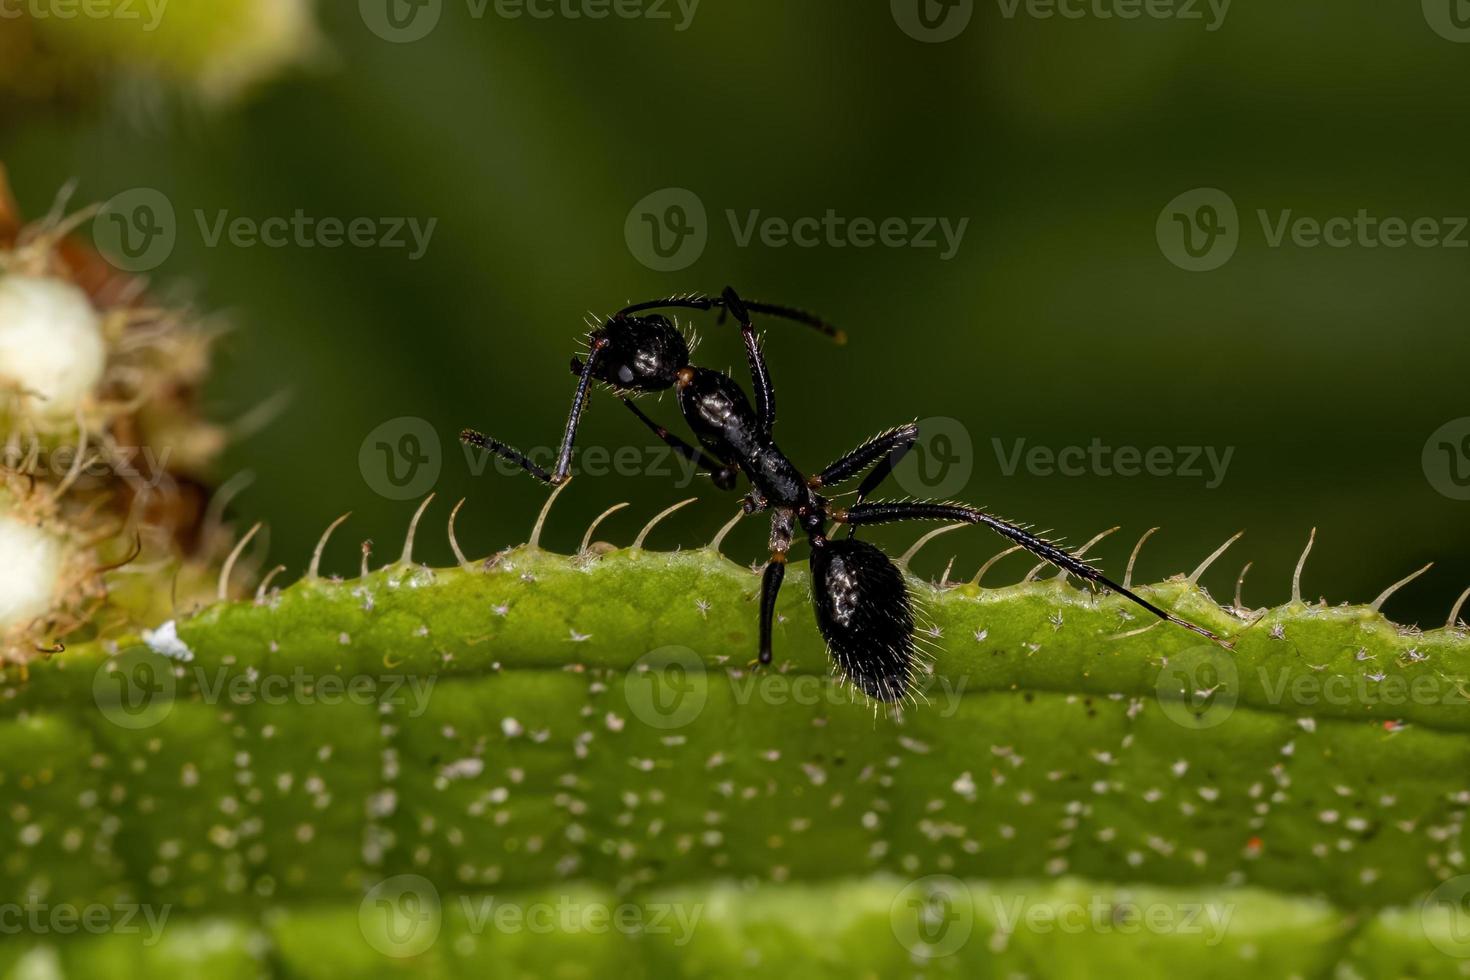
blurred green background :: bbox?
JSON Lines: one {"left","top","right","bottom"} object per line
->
{"left": 3, "top": 0, "right": 1467, "bottom": 624}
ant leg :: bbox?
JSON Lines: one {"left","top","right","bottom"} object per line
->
{"left": 758, "top": 560, "right": 786, "bottom": 665}
{"left": 758, "top": 510, "right": 795, "bottom": 665}
{"left": 812, "top": 422, "right": 920, "bottom": 499}
{"left": 850, "top": 426, "right": 919, "bottom": 506}
{"left": 546, "top": 340, "right": 607, "bottom": 484}
{"left": 459, "top": 429, "right": 555, "bottom": 483}
{"left": 834, "top": 500, "right": 1226, "bottom": 644}
{"left": 718, "top": 287, "right": 776, "bottom": 438}
{"left": 619, "top": 398, "right": 739, "bottom": 491}
{"left": 811, "top": 423, "right": 921, "bottom": 539}
{"left": 460, "top": 338, "right": 606, "bottom": 486}
{"left": 615, "top": 294, "right": 845, "bottom": 343}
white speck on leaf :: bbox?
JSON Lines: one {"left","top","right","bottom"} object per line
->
{"left": 142, "top": 621, "right": 194, "bottom": 662}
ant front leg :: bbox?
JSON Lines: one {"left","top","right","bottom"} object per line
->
{"left": 833, "top": 499, "right": 1227, "bottom": 645}
{"left": 618, "top": 397, "right": 739, "bottom": 491}
{"left": 757, "top": 509, "right": 795, "bottom": 667}
{"left": 719, "top": 287, "right": 776, "bottom": 438}
{"left": 460, "top": 335, "right": 608, "bottom": 486}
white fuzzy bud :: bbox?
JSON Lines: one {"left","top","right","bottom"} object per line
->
{"left": 0, "top": 275, "right": 107, "bottom": 418}
{"left": 0, "top": 513, "right": 63, "bottom": 631}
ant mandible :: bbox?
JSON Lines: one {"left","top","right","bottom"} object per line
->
{"left": 461, "top": 286, "right": 1223, "bottom": 702}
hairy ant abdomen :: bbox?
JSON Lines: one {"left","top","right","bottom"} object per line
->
{"left": 811, "top": 538, "right": 916, "bottom": 703}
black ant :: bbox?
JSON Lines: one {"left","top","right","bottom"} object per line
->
{"left": 461, "top": 287, "right": 1224, "bottom": 702}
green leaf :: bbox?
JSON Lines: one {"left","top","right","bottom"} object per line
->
{"left": 3, "top": 544, "right": 1469, "bottom": 977}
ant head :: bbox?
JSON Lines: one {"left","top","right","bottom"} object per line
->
{"left": 586, "top": 314, "right": 691, "bottom": 391}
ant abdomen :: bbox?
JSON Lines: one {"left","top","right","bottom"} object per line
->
{"left": 810, "top": 538, "right": 915, "bottom": 703}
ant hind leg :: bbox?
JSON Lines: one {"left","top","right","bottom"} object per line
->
{"left": 835, "top": 499, "right": 1228, "bottom": 645}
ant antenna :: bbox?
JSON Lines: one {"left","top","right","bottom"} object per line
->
{"left": 616, "top": 294, "right": 847, "bottom": 344}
